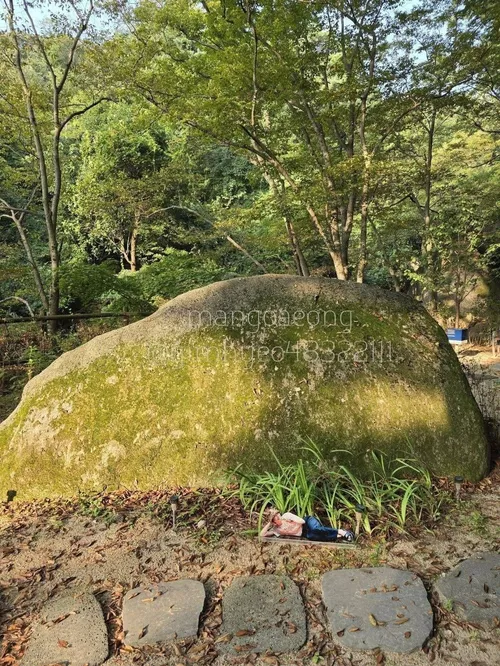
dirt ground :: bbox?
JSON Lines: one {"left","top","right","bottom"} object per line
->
{"left": 0, "top": 472, "right": 499, "bottom": 666}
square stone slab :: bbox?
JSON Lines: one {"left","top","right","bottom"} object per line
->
{"left": 322, "top": 567, "right": 433, "bottom": 653}
{"left": 435, "top": 552, "right": 499, "bottom": 627}
{"left": 220, "top": 574, "right": 306, "bottom": 654}
{"left": 21, "top": 591, "right": 108, "bottom": 666}
{"left": 122, "top": 579, "right": 205, "bottom": 647}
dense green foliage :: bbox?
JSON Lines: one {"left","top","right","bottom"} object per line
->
{"left": 231, "top": 442, "right": 446, "bottom": 536}
{"left": 1, "top": 0, "right": 499, "bottom": 325}
{"left": 0, "top": 0, "right": 499, "bottom": 424}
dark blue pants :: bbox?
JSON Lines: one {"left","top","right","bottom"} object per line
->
{"left": 303, "top": 515, "right": 339, "bottom": 542}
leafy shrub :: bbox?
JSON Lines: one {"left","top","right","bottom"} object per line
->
{"left": 130, "top": 249, "right": 226, "bottom": 305}
{"left": 60, "top": 251, "right": 230, "bottom": 315}
{"left": 76, "top": 490, "right": 117, "bottom": 524}
{"left": 229, "top": 440, "right": 446, "bottom": 537}
{"left": 60, "top": 261, "right": 152, "bottom": 314}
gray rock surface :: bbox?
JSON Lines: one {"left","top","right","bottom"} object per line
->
{"left": 21, "top": 591, "right": 108, "bottom": 666}
{"left": 322, "top": 567, "right": 433, "bottom": 653}
{"left": 435, "top": 552, "right": 500, "bottom": 627}
{"left": 1, "top": 274, "right": 489, "bottom": 501}
{"left": 122, "top": 579, "right": 205, "bottom": 647}
{"left": 220, "top": 574, "right": 306, "bottom": 654}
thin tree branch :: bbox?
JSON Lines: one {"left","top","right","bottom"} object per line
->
{"left": 59, "top": 97, "right": 113, "bottom": 132}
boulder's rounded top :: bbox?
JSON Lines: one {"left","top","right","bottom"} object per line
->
{"left": 0, "top": 275, "right": 489, "bottom": 496}
{"left": 9, "top": 275, "right": 426, "bottom": 406}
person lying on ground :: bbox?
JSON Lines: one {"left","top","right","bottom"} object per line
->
{"left": 260, "top": 510, "right": 354, "bottom": 542}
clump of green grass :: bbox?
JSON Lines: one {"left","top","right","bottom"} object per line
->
{"left": 462, "top": 509, "right": 488, "bottom": 534}
{"left": 76, "top": 490, "right": 117, "bottom": 525}
{"left": 228, "top": 441, "right": 446, "bottom": 536}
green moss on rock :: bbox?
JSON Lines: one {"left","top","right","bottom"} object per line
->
{"left": 0, "top": 275, "right": 489, "bottom": 499}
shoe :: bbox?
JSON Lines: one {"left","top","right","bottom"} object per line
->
{"left": 342, "top": 530, "right": 355, "bottom": 542}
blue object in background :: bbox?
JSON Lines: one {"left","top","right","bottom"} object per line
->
{"left": 446, "top": 328, "right": 468, "bottom": 343}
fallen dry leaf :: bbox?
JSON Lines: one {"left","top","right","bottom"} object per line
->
{"left": 235, "top": 629, "right": 255, "bottom": 637}
{"left": 369, "top": 613, "right": 386, "bottom": 627}
{"left": 234, "top": 643, "right": 255, "bottom": 652}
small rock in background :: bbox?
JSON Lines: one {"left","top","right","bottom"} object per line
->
{"left": 220, "top": 574, "right": 307, "bottom": 654}
{"left": 122, "top": 579, "right": 205, "bottom": 647}
{"left": 21, "top": 591, "right": 108, "bottom": 666}
{"left": 435, "top": 552, "right": 499, "bottom": 627}
{"left": 322, "top": 567, "right": 433, "bottom": 653}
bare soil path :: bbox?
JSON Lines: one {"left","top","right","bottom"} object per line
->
{"left": 0, "top": 475, "right": 499, "bottom": 666}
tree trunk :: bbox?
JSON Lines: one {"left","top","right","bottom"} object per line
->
{"left": 48, "top": 271, "right": 59, "bottom": 334}
{"left": 5, "top": 0, "right": 97, "bottom": 336}
{"left": 47, "top": 223, "right": 60, "bottom": 335}
{"left": 422, "top": 108, "right": 437, "bottom": 311}
{"left": 357, "top": 141, "right": 370, "bottom": 283}
{"left": 5, "top": 206, "right": 50, "bottom": 313}
{"left": 454, "top": 271, "right": 462, "bottom": 328}
{"left": 344, "top": 193, "right": 356, "bottom": 276}
{"left": 285, "top": 217, "right": 310, "bottom": 276}
{"left": 356, "top": 30, "right": 377, "bottom": 284}
{"left": 368, "top": 217, "right": 403, "bottom": 292}
{"left": 130, "top": 225, "right": 138, "bottom": 272}
{"left": 357, "top": 129, "right": 370, "bottom": 283}
{"left": 226, "top": 235, "right": 268, "bottom": 273}
{"left": 357, "top": 195, "right": 368, "bottom": 283}
{"left": 329, "top": 207, "right": 348, "bottom": 280}
{"left": 328, "top": 239, "right": 347, "bottom": 280}
{"left": 455, "top": 295, "right": 461, "bottom": 329}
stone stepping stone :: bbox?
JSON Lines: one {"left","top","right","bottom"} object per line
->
{"left": 122, "top": 579, "right": 205, "bottom": 647}
{"left": 220, "top": 574, "right": 306, "bottom": 654}
{"left": 21, "top": 591, "right": 108, "bottom": 666}
{"left": 322, "top": 567, "right": 433, "bottom": 653}
{"left": 435, "top": 552, "right": 500, "bottom": 627}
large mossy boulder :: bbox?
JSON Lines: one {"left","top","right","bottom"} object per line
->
{"left": 0, "top": 276, "right": 489, "bottom": 498}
